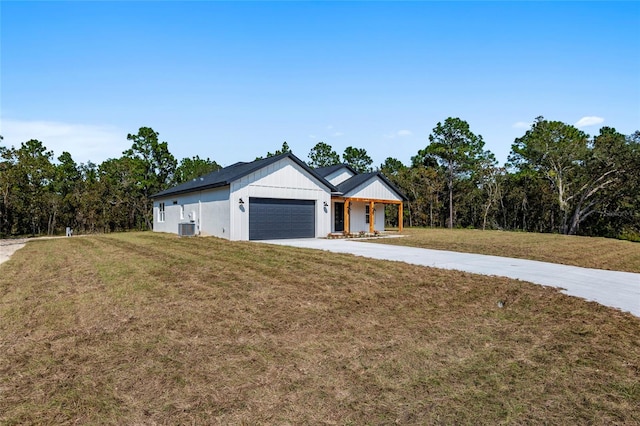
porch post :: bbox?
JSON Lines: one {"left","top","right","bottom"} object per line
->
{"left": 369, "top": 200, "right": 375, "bottom": 233}
{"left": 344, "top": 199, "right": 350, "bottom": 234}
{"left": 398, "top": 202, "right": 403, "bottom": 232}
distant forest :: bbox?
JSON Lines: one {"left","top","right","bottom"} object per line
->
{"left": 1, "top": 117, "right": 638, "bottom": 241}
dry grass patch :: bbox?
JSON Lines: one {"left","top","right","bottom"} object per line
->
{"left": 1, "top": 232, "right": 639, "bottom": 424}
{"left": 372, "top": 228, "right": 640, "bottom": 273}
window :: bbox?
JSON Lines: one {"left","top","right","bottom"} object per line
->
{"left": 180, "top": 205, "right": 184, "bottom": 220}
{"left": 158, "top": 202, "right": 166, "bottom": 222}
{"left": 365, "top": 205, "right": 370, "bottom": 224}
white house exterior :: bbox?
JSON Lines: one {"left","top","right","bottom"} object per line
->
{"left": 152, "top": 153, "right": 406, "bottom": 241}
{"left": 315, "top": 165, "right": 406, "bottom": 234}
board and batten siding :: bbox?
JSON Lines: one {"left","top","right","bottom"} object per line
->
{"left": 346, "top": 177, "right": 403, "bottom": 202}
{"left": 324, "top": 169, "right": 355, "bottom": 186}
{"left": 229, "top": 157, "right": 332, "bottom": 240}
{"left": 348, "top": 202, "right": 385, "bottom": 233}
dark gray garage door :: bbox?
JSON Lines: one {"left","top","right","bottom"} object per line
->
{"left": 249, "top": 198, "right": 315, "bottom": 240}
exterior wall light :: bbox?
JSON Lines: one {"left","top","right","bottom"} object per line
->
{"left": 239, "top": 198, "right": 245, "bottom": 205}
{"left": 323, "top": 201, "right": 329, "bottom": 207}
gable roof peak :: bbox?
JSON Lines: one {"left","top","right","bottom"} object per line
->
{"left": 336, "top": 170, "right": 408, "bottom": 201}
{"left": 314, "top": 163, "right": 358, "bottom": 178}
{"left": 152, "top": 151, "right": 336, "bottom": 198}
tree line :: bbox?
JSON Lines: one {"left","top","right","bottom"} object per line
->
{"left": 1, "top": 118, "right": 638, "bottom": 240}
{"left": 0, "top": 128, "right": 220, "bottom": 236}
{"left": 378, "top": 117, "right": 639, "bottom": 240}
{"left": 306, "top": 116, "right": 639, "bottom": 240}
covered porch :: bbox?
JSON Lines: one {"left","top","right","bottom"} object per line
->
{"left": 332, "top": 197, "right": 403, "bottom": 235}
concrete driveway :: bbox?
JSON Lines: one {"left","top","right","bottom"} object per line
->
{"left": 261, "top": 238, "right": 640, "bottom": 317}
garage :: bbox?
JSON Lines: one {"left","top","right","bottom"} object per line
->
{"left": 249, "top": 198, "right": 316, "bottom": 240}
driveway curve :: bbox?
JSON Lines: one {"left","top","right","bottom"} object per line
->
{"left": 0, "top": 239, "right": 27, "bottom": 266}
{"left": 262, "top": 238, "right": 640, "bottom": 317}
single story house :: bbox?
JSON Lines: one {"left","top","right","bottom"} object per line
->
{"left": 151, "top": 152, "right": 406, "bottom": 240}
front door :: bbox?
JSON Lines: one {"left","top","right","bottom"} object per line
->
{"left": 334, "top": 202, "right": 344, "bottom": 232}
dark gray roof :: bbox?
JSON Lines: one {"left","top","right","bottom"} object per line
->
{"left": 152, "top": 152, "right": 337, "bottom": 198}
{"left": 314, "top": 164, "right": 358, "bottom": 178}
{"left": 336, "top": 172, "right": 408, "bottom": 201}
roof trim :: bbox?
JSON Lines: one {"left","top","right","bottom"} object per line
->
{"left": 314, "top": 163, "right": 358, "bottom": 178}
{"left": 152, "top": 152, "right": 338, "bottom": 199}
{"left": 336, "top": 172, "right": 408, "bottom": 201}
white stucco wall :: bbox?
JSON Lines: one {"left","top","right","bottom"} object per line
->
{"left": 229, "top": 157, "right": 332, "bottom": 240}
{"left": 153, "top": 186, "right": 230, "bottom": 238}
{"left": 153, "top": 199, "right": 180, "bottom": 234}
{"left": 198, "top": 187, "right": 231, "bottom": 238}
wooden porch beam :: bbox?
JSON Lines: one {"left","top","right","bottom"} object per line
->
{"left": 344, "top": 199, "right": 350, "bottom": 234}
{"left": 369, "top": 200, "right": 375, "bottom": 233}
{"left": 344, "top": 197, "right": 402, "bottom": 205}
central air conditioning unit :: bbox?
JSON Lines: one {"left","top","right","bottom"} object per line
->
{"left": 178, "top": 222, "right": 196, "bottom": 237}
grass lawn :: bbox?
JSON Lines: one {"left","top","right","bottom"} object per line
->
{"left": 371, "top": 228, "right": 640, "bottom": 273}
{"left": 1, "top": 232, "right": 639, "bottom": 424}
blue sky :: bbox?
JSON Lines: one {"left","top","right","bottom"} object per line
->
{"left": 2, "top": 1, "right": 639, "bottom": 168}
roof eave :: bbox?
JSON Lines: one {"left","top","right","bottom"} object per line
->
{"left": 151, "top": 152, "right": 338, "bottom": 199}
{"left": 151, "top": 181, "right": 230, "bottom": 199}
{"left": 376, "top": 172, "right": 408, "bottom": 201}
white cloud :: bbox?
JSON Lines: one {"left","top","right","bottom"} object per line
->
{"left": 0, "top": 118, "right": 127, "bottom": 164}
{"left": 512, "top": 121, "right": 532, "bottom": 129}
{"left": 575, "top": 116, "right": 604, "bottom": 128}
{"left": 331, "top": 132, "right": 344, "bottom": 137}
{"left": 384, "top": 129, "right": 413, "bottom": 139}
